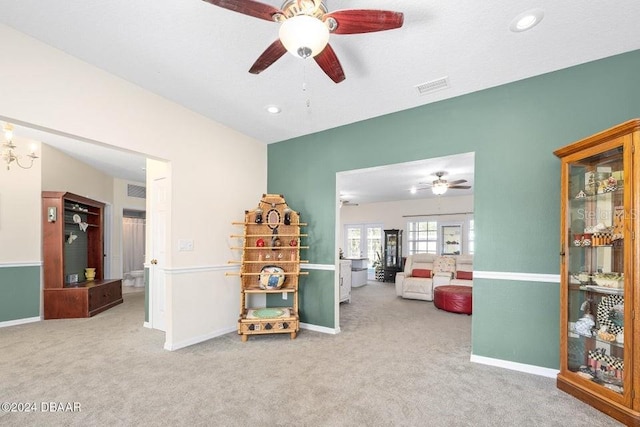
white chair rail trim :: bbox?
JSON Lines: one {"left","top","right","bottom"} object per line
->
{"left": 0, "top": 261, "right": 42, "bottom": 268}
{"left": 473, "top": 271, "right": 560, "bottom": 283}
{"left": 302, "top": 263, "right": 335, "bottom": 271}
{"left": 164, "top": 264, "right": 237, "bottom": 275}
{"left": 161, "top": 263, "right": 336, "bottom": 275}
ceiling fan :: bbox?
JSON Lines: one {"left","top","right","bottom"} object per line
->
{"left": 202, "top": 0, "right": 404, "bottom": 83}
{"left": 414, "top": 172, "right": 472, "bottom": 196}
{"left": 339, "top": 199, "right": 359, "bottom": 207}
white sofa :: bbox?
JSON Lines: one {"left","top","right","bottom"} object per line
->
{"left": 395, "top": 254, "right": 473, "bottom": 301}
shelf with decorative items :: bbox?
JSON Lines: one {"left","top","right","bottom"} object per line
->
{"left": 42, "top": 191, "right": 122, "bottom": 319}
{"left": 554, "top": 119, "right": 640, "bottom": 425}
{"left": 227, "top": 194, "right": 308, "bottom": 342}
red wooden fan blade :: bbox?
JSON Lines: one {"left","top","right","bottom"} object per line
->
{"left": 249, "top": 39, "right": 287, "bottom": 74}
{"left": 314, "top": 44, "right": 346, "bottom": 83}
{"left": 324, "top": 10, "right": 404, "bottom": 34}
{"left": 202, "top": 0, "right": 282, "bottom": 22}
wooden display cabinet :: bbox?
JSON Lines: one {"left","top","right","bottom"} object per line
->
{"left": 554, "top": 119, "right": 640, "bottom": 425}
{"left": 383, "top": 229, "right": 403, "bottom": 282}
{"left": 42, "top": 192, "right": 122, "bottom": 319}
{"left": 229, "top": 194, "right": 308, "bottom": 341}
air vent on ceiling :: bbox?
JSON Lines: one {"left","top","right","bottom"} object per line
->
{"left": 127, "top": 184, "right": 146, "bottom": 199}
{"left": 415, "top": 76, "right": 449, "bottom": 96}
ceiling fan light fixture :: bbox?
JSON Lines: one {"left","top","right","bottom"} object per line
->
{"left": 432, "top": 182, "right": 448, "bottom": 196}
{"left": 279, "top": 15, "right": 330, "bottom": 59}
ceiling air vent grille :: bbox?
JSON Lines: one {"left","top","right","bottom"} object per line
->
{"left": 127, "top": 184, "right": 146, "bottom": 199}
{"left": 415, "top": 77, "right": 449, "bottom": 95}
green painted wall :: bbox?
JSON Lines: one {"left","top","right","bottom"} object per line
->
{"left": 0, "top": 266, "right": 41, "bottom": 322}
{"left": 266, "top": 270, "right": 333, "bottom": 326}
{"left": 472, "top": 279, "right": 560, "bottom": 367}
{"left": 268, "top": 50, "right": 640, "bottom": 367}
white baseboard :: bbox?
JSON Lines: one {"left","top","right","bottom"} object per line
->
{"left": 0, "top": 316, "right": 41, "bottom": 328}
{"left": 300, "top": 322, "right": 339, "bottom": 335}
{"left": 143, "top": 321, "right": 151, "bottom": 329}
{"left": 470, "top": 354, "right": 559, "bottom": 378}
{"left": 164, "top": 326, "right": 237, "bottom": 351}
{"left": 162, "top": 323, "right": 339, "bottom": 350}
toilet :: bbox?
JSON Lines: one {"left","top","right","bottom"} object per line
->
{"left": 130, "top": 270, "right": 145, "bottom": 288}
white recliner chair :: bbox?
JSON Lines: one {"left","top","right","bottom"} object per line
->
{"left": 395, "top": 254, "right": 456, "bottom": 301}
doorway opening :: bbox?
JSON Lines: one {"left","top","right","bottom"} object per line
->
{"left": 122, "top": 209, "right": 146, "bottom": 294}
{"left": 335, "top": 152, "right": 475, "bottom": 331}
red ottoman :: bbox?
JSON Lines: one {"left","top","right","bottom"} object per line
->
{"left": 433, "top": 285, "right": 472, "bottom": 315}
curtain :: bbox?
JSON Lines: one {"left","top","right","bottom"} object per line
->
{"left": 122, "top": 217, "right": 145, "bottom": 274}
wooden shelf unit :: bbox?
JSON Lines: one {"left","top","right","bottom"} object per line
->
{"left": 229, "top": 194, "right": 307, "bottom": 342}
{"left": 42, "top": 191, "right": 122, "bottom": 319}
{"left": 554, "top": 119, "right": 640, "bottom": 425}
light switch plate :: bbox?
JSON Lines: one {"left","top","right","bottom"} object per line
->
{"left": 178, "top": 239, "right": 194, "bottom": 251}
{"left": 47, "top": 206, "right": 57, "bottom": 222}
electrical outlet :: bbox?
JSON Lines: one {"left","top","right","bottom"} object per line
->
{"left": 282, "top": 292, "right": 287, "bottom": 300}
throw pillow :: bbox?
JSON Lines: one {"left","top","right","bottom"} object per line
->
{"left": 457, "top": 270, "right": 473, "bottom": 280}
{"left": 412, "top": 269, "right": 432, "bottom": 278}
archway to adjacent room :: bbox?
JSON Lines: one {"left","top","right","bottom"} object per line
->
{"left": 335, "top": 152, "right": 475, "bottom": 331}
{"left": 2, "top": 118, "right": 169, "bottom": 334}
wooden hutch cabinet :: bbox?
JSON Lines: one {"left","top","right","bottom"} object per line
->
{"left": 383, "top": 229, "right": 403, "bottom": 282}
{"left": 554, "top": 119, "right": 640, "bottom": 425}
{"left": 42, "top": 192, "right": 122, "bottom": 319}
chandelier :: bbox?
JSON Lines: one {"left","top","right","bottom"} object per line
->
{"left": 2, "top": 123, "right": 38, "bottom": 170}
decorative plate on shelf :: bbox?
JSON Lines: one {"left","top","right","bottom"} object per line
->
{"left": 247, "top": 308, "right": 290, "bottom": 319}
{"left": 597, "top": 295, "right": 624, "bottom": 335}
{"left": 258, "top": 265, "right": 285, "bottom": 289}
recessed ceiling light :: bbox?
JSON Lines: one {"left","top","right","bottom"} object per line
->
{"left": 265, "top": 105, "right": 281, "bottom": 114}
{"left": 510, "top": 9, "right": 544, "bottom": 32}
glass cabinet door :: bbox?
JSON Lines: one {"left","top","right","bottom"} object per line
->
{"left": 383, "top": 229, "right": 402, "bottom": 270}
{"left": 565, "top": 144, "right": 628, "bottom": 396}
{"left": 386, "top": 232, "right": 398, "bottom": 266}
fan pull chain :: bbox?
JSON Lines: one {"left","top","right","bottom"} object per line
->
{"left": 302, "top": 65, "right": 311, "bottom": 112}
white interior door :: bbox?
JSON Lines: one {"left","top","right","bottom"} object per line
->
{"left": 150, "top": 177, "right": 167, "bottom": 331}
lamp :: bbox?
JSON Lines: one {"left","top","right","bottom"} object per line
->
{"left": 2, "top": 123, "right": 38, "bottom": 170}
{"left": 432, "top": 181, "right": 448, "bottom": 196}
{"left": 279, "top": 15, "right": 329, "bottom": 59}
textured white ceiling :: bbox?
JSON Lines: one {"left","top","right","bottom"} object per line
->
{"left": 1, "top": 0, "right": 639, "bottom": 191}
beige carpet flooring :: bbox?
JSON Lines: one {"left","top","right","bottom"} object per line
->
{"left": 0, "top": 282, "right": 622, "bottom": 426}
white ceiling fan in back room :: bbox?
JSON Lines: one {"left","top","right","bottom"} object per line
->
{"left": 203, "top": 0, "right": 404, "bottom": 83}
{"left": 413, "top": 171, "right": 472, "bottom": 196}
